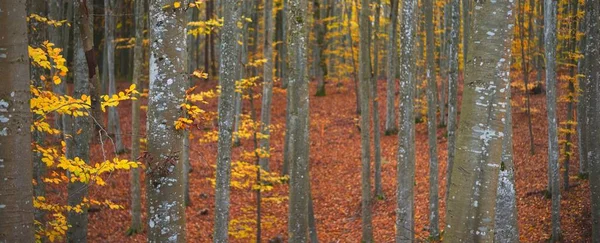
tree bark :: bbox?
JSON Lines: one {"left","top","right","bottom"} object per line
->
{"left": 396, "top": 0, "right": 418, "bottom": 240}
{"left": 259, "top": 0, "right": 275, "bottom": 171}
{"left": 443, "top": 0, "right": 514, "bottom": 240}
{"left": 445, "top": 0, "right": 460, "bottom": 202}
{"left": 105, "top": 0, "right": 125, "bottom": 153}
{"left": 146, "top": 1, "right": 188, "bottom": 242}
{"left": 0, "top": 1, "right": 35, "bottom": 241}
{"left": 384, "top": 0, "right": 399, "bottom": 135}
{"left": 372, "top": 0, "right": 384, "bottom": 199}
{"left": 287, "top": 0, "right": 311, "bottom": 241}
{"left": 213, "top": 0, "right": 241, "bottom": 241}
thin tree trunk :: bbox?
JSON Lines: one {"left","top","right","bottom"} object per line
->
{"left": 576, "top": 0, "right": 589, "bottom": 177}
{"left": 519, "top": 0, "right": 535, "bottom": 156}
{"left": 445, "top": 0, "right": 460, "bottom": 202}
{"left": 146, "top": 1, "right": 188, "bottom": 242}
{"left": 0, "top": 1, "right": 35, "bottom": 241}
{"left": 105, "top": 0, "right": 125, "bottom": 154}
{"left": 213, "top": 0, "right": 241, "bottom": 241}
{"left": 396, "top": 0, "right": 418, "bottom": 240}
{"left": 313, "top": 0, "right": 327, "bottom": 96}
{"left": 385, "top": 0, "right": 399, "bottom": 135}
{"left": 259, "top": 0, "right": 275, "bottom": 171}
{"left": 372, "top": 0, "right": 384, "bottom": 199}
{"left": 424, "top": 0, "right": 439, "bottom": 237}
{"left": 358, "top": 0, "right": 373, "bottom": 241}
{"left": 443, "top": 0, "right": 514, "bottom": 240}
{"left": 126, "top": 0, "right": 146, "bottom": 235}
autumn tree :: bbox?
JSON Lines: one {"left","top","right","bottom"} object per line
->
{"left": 0, "top": 1, "right": 35, "bottom": 241}
{"left": 145, "top": 0, "right": 188, "bottom": 242}
{"left": 444, "top": 0, "right": 515, "bottom": 240}
{"left": 214, "top": 0, "right": 242, "bottom": 242}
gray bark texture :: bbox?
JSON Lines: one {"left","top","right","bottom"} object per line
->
{"left": 424, "top": 0, "right": 439, "bottom": 237}
{"left": 494, "top": 80, "right": 520, "bottom": 243}
{"left": 358, "top": 0, "right": 373, "bottom": 241}
{"left": 27, "top": 0, "right": 48, "bottom": 227}
{"left": 0, "top": 1, "right": 35, "bottom": 241}
{"left": 443, "top": 0, "right": 514, "bottom": 240}
{"left": 583, "top": 0, "right": 600, "bottom": 240}
{"left": 445, "top": 0, "right": 460, "bottom": 202}
{"left": 127, "top": 0, "right": 145, "bottom": 235}
{"left": 372, "top": 0, "right": 384, "bottom": 199}
{"left": 105, "top": 0, "right": 125, "bottom": 154}
{"left": 146, "top": 0, "right": 188, "bottom": 242}
{"left": 543, "top": 0, "right": 561, "bottom": 240}
{"left": 67, "top": 2, "right": 94, "bottom": 242}
{"left": 385, "top": 0, "right": 399, "bottom": 135}
{"left": 287, "top": 0, "right": 311, "bottom": 241}
{"left": 259, "top": 0, "right": 275, "bottom": 171}
{"left": 396, "top": 0, "right": 418, "bottom": 240}
{"left": 213, "top": 0, "right": 241, "bottom": 241}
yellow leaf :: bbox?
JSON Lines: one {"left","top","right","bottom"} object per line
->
{"left": 173, "top": 1, "right": 181, "bottom": 8}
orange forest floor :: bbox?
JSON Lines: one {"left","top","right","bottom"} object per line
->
{"left": 81, "top": 76, "right": 591, "bottom": 242}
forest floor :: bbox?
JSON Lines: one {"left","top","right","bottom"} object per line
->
{"left": 82, "top": 77, "right": 591, "bottom": 242}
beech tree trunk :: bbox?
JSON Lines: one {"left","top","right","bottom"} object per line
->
{"left": 287, "top": 0, "right": 311, "bottom": 241}
{"left": 146, "top": 0, "right": 188, "bottom": 242}
{"left": 445, "top": 0, "right": 460, "bottom": 202}
{"left": 384, "top": 0, "right": 399, "bottom": 135}
{"left": 105, "top": 0, "right": 125, "bottom": 153}
{"left": 443, "top": 0, "right": 514, "bottom": 240}
{"left": 396, "top": 0, "right": 418, "bottom": 240}
{"left": 126, "top": 0, "right": 146, "bottom": 235}
{"left": 0, "top": 1, "right": 35, "bottom": 241}
{"left": 259, "top": 0, "right": 275, "bottom": 171}
{"left": 213, "top": 0, "right": 241, "bottom": 241}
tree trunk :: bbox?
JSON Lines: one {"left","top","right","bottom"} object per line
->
{"left": 372, "top": 0, "right": 384, "bottom": 199}
{"left": 313, "top": 0, "right": 327, "bottom": 96}
{"left": 259, "top": 0, "right": 275, "bottom": 171}
{"left": 543, "top": 0, "right": 561, "bottom": 240}
{"left": 287, "top": 0, "right": 311, "bottom": 241}
{"left": 358, "top": 0, "right": 373, "bottom": 241}
{"left": 0, "top": 1, "right": 35, "bottom": 241}
{"left": 443, "top": 0, "right": 514, "bottom": 240}
{"left": 146, "top": 1, "right": 188, "bottom": 242}
{"left": 583, "top": 0, "right": 600, "bottom": 241}
{"left": 424, "top": 0, "right": 439, "bottom": 237}
{"left": 384, "top": 0, "right": 399, "bottom": 135}
{"left": 67, "top": 2, "right": 95, "bottom": 242}
{"left": 494, "top": 76, "right": 520, "bottom": 242}
{"left": 576, "top": 0, "right": 589, "bottom": 177}
{"left": 126, "top": 0, "right": 146, "bottom": 235}
{"left": 27, "top": 0, "right": 48, "bottom": 228}
{"left": 445, "top": 0, "right": 460, "bottom": 202}
{"left": 105, "top": 0, "right": 125, "bottom": 154}
{"left": 396, "top": 0, "right": 418, "bottom": 240}
{"left": 213, "top": 0, "right": 241, "bottom": 241}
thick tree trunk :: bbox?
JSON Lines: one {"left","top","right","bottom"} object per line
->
{"left": 0, "top": 1, "right": 35, "bottom": 241}
{"left": 146, "top": 1, "right": 188, "bottom": 242}
{"left": 583, "top": 0, "right": 600, "bottom": 240}
{"left": 494, "top": 79, "right": 520, "bottom": 242}
{"left": 259, "top": 0, "right": 275, "bottom": 171}
{"left": 443, "top": 0, "right": 514, "bottom": 240}
{"left": 396, "top": 0, "right": 418, "bottom": 241}
{"left": 213, "top": 0, "right": 241, "bottom": 242}
{"left": 287, "top": 0, "right": 311, "bottom": 241}
{"left": 384, "top": 0, "right": 399, "bottom": 135}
